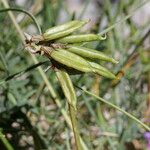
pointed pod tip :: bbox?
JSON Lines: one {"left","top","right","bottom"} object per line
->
{"left": 98, "top": 33, "right": 107, "bottom": 40}
{"left": 116, "top": 76, "right": 120, "bottom": 80}
{"left": 109, "top": 73, "right": 117, "bottom": 79}
{"left": 112, "top": 59, "right": 119, "bottom": 64}
{"left": 115, "top": 61, "right": 119, "bottom": 64}
{"left": 92, "top": 67, "right": 117, "bottom": 79}
{"left": 114, "top": 76, "right": 118, "bottom": 80}
{"left": 81, "top": 19, "right": 90, "bottom": 26}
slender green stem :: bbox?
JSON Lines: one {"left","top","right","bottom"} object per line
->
{"left": 99, "top": 0, "right": 150, "bottom": 35}
{"left": 69, "top": 105, "right": 83, "bottom": 150}
{"left": 0, "top": 61, "right": 48, "bottom": 85}
{"left": 0, "top": 8, "right": 41, "bottom": 34}
{"left": 0, "top": 129, "right": 14, "bottom": 150}
{"left": 76, "top": 86, "right": 150, "bottom": 131}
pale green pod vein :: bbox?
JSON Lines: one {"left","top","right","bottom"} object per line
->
{"left": 43, "top": 21, "right": 88, "bottom": 41}
{"left": 65, "top": 45, "right": 118, "bottom": 64}
{"left": 89, "top": 62, "right": 116, "bottom": 79}
{"left": 50, "top": 49, "right": 92, "bottom": 72}
{"left": 56, "top": 34, "right": 106, "bottom": 43}
{"left": 56, "top": 69, "right": 77, "bottom": 109}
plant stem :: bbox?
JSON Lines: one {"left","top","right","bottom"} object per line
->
{"left": 69, "top": 105, "right": 83, "bottom": 150}
{"left": 99, "top": 0, "right": 150, "bottom": 35}
{"left": 0, "top": 8, "right": 41, "bottom": 34}
{"left": 0, "top": 129, "right": 14, "bottom": 150}
{"left": 76, "top": 86, "right": 150, "bottom": 131}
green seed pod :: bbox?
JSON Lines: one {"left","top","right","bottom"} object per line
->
{"left": 51, "top": 59, "right": 84, "bottom": 75}
{"left": 56, "top": 69, "right": 77, "bottom": 109}
{"left": 26, "top": 45, "right": 116, "bottom": 79}
{"left": 89, "top": 62, "right": 116, "bottom": 79}
{"left": 44, "top": 48, "right": 93, "bottom": 72}
{"left": 43, "top": 20, "right": 88, "bottom": 41}
{"left": 44, "top": 20, "right": 81, "bottom": 35}
{"left": 56, "top": 34, "right": 106, "bottom": 43}
{"left": 65, "top": 45, "right": 118, "bottom": 64}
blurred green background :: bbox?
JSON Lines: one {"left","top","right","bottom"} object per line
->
{"left": 0, "top": 0, "right": 150, "bottom": 149}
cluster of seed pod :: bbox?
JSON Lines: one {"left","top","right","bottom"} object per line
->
{"left": 25, "top": 20, "right": 118, "bottom": 79}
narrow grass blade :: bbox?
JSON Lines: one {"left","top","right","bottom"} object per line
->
{"left": 76, "top": 86, "right": 150, "bottom": 131}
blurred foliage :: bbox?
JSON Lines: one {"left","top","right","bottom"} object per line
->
{"left": 0, "top": 0, "right": 150, "bottom": 149}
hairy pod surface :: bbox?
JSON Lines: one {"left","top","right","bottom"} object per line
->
{"left": 43, "top": 21, "right": 88, "bottom": 41}
{"left": 56, "top": 69, "right": 77, "bottom": 109}
{"left": 65, "top": 45, "right": 118, "bottom": 64}
{"left": 56, "top": 34, "right": 106, "bottom": 43}
{"left": 89, "top": 62, "right": 116, "bottom": 79}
